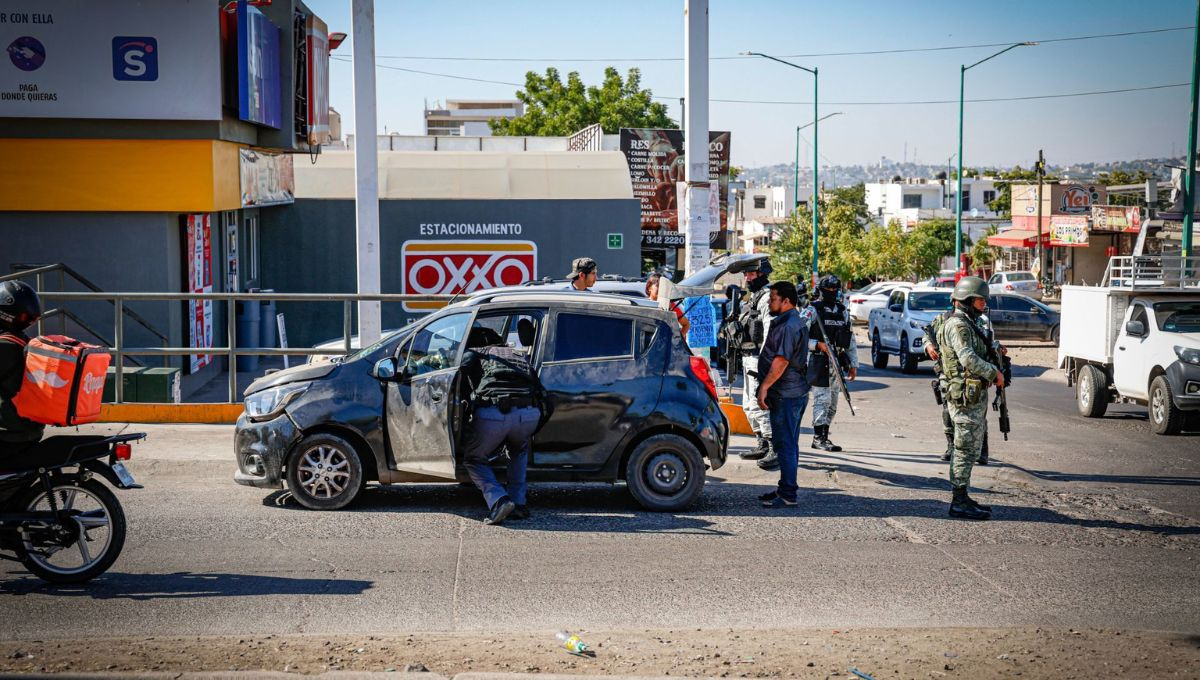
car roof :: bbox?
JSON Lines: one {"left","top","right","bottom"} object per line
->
{"left": 454, "top": 289, "right": 660, "bottom": 310}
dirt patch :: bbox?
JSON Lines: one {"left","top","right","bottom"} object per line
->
{"left": 1, "top": 627, "right": 1197, "bottom": 678}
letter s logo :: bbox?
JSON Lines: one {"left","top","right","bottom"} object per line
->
{"left": 112, "top": 37, "right": 158, "bottom": 81}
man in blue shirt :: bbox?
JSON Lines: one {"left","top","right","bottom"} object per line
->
{"left": 754, "top": 281, "right": 812, "bottom": 507}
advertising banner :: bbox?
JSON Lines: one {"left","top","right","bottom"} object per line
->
{"left": 1091, "top": 204, "right": 1142, "bottom": 233}
{"left": 186, "top": 214, "right": 214, "bottom": 373}
{"left": 0, "top": 0, "right": 221, "bottom": 119}
{"left": 240, "top": 148, "right": 295, "bottom": 207}
{"left": 684, "top": 296, "right": 717, "bottom": 349}
{"left": 401, "top": 240, "right": 537, "bottom": 312}
{"left": 305, "top": 14, "right": 330, "bottom": 146}
{"left": 619, "top": 128, "right": 731, "bottom": 247}
{"left": 236, "top": 0, "right": 281, "bottom": 129}
{"left": 1049, "top": 215, "right": 1089, "bottom": 247}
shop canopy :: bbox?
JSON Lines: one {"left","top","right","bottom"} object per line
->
{"left": 987, "top": 229, "right": 1052, "bottom": 248}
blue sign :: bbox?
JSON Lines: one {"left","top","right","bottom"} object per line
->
{"left": 112, "top": 37, "right": 159, "bottom": 82}
{"left": 237, "top": 1, "right": 282, "bottom": 129}
{"left": 684, "top": 296, "right": 717, "bottom": 349}
{"left": 7, "top": 36, "right": 46, "bottom": 72}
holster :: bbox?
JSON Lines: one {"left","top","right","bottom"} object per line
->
{"left": 930, "top": 379, "right": 944, "bottom": 406}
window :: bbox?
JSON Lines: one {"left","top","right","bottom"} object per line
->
{"left": 983, "top": 190, "right": 997, "bottom": 204}
{"left": 888, "top": 290, "right": 904, "bottom": 309}
{"left": 991, "top": 296, "right": 1020, "bottom": 312}
{"left": 959, "top": 190, "right": 971, "bottom": 212}
{"left": 753, "top": 195, "right": 766, "bottom": 209}
{"left": 1007, "top": 272, "right": 1035, "bottom": 282}
{"left": 472, "top": 311, "right": 545, "bottom": 353}
{"left": 638, "top": 322, "right": 659, "bottom": 355}
{"left": 902, "top": 194, "right": 922, "bottom": 209}
{"left": 1154, "top": 301, "right": 1200, "bottom": 333}
{"left": 405, "top": 312, "right": 471, "bottom": 376}
{"left": 988, "top": 274, "right": 1001, "bottom": 284}
{"left": 553, "top": 313, "right": 632, "bottom": 361}
{"left": 909, "top": 292, "right": 952, "bottom": 311}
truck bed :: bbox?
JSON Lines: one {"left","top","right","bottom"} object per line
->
{"left": 1057, "top": 286, "right": 1127, "bottom": 366}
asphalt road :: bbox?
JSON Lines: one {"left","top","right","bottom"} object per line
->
{"left": 1, "top": 352, "right": 1198, "bottom": 642}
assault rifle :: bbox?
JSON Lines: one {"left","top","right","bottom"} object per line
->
{"left": 981, "top": 328, "right": 1013, "bottom": 441}
{"left": 811, "top": 313, "right": 856, "bottom": 416}
{"left": 720, "top": 284, "right": 743, "bottom": 383}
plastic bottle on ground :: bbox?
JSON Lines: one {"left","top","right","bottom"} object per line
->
{"left": 555, "top": 631, "right": 590, "bottom": 654}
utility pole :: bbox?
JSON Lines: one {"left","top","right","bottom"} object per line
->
{"left": 1036, "top": 149, "right": 1046, "bottom": 284}
{"left": 682, "top": 0, "right": 710, "bottom": 277}
{"left": 351, "top": 0, "right": 381, "bottom": 345}
{"left": 1182, "top": 0, "right": 1199, "bottom": 258}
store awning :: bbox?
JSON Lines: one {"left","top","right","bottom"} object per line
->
{"left": 987, "top": 229, "right": 1051, "bottom": 248}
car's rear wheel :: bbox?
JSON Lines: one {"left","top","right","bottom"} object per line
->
{"left": 871, "top": 332, "right": 888, "bottom": 369}
{"left": 899, "top": 335, "right": 919, "bottom": 374}
{"left": 625, "top": 434, "right": 705, "bottom": 512}
{"left": 1049, "top": 325, "right": 1060, "bottom": 345}
{"left": 286, "top": 433, "right": 365, "bottom": 510}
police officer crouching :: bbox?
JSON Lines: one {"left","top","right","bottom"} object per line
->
{"left": 460, "top": 324, "right": 547, "bottom": 525}
{"left": 808, "top": 275, "right": 858, "bottom": 452}
{"left": 936, "top": 277, "right": 1005, "bottom": 521}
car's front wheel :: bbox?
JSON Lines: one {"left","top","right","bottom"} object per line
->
{"left": 1149, "top": 375, "right": 1184, "bottom": 436}
{"left": 871, "top": 332, "right": 888, "bottom": 369}
{"left": 285, "top": 433, "right": 365, "bottom": 510}
{"left": 625, "top": 434, "right": 705, "bottom": 512}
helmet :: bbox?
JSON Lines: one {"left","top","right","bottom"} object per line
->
{"left": 749, "top": 258, "right": 773, "bottom": 275}
{"left": 817, "top": 274, "right": 841, "bottom": 291}
{"left": 951, "top": 276, "right": 990, "bottom": 302}
{"left": 794, "top": 276, "right": 808, "bottom": 298}
{"left": 0, "top": 280, "right": 41, "bottom": 332}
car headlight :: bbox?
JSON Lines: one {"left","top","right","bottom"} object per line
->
{"left": 909, "top": 320, "right": 924, "bottom": 329}
{"left": 1175, "top": 346, "right": 1200, "bottom": 366}
{"left": 244, "top": 382, "right": 309, "bottom": 421}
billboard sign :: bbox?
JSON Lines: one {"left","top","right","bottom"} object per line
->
{"left": 1091, "top": 204, "right": 1142, "bottom": 233}
{"left": 1049, "top": 215, "right": 1089, "bottom": 246}
{"left": 1057, "top": 183, "right": 1102, "bottom": 215}
{"left": 240, "top": 148, "right": 295, "bottom": 207}
{"left": 185, "top": 214, "right": 214, "bottom": 373}
{"left": 236, "top": 0, "right": 281, "bottom": 129}
{"left": 305, "top": 14, "right": 330, "bottom": 146}
{"left": 401, "top": 240, "right": 537, "bottom": 312}
{"left": 0, "top": 0, "right": 221, "bottom": 120}
{"left": 619, "top": 128, "right": 731, "bottom": 247}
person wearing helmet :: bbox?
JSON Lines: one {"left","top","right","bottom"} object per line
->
{"left": 936, "top": 276, "right": 1005, "bottom": 520}
{"left": 733, "top": 258, "right": 778, "bottom": 467}
{"left": 926, "top": 302, "right": 1005, "bottom": 466}
{"left": 0, "top": 281, "right": 45, "bottom": 445}
{"left": 806, "top": 274, "right": 858, "bottom": 452}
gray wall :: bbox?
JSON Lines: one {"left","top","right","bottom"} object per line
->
{"left": 259, "top": 198, "right": 642, "bottom": 346}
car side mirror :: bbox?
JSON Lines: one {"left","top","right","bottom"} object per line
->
{"left": 1125, "top": 320, "right": 1146, "bottom": 337}
{"left": 1030, "top": 307, "right": 1041, "bottom": 314}
{"left": 889, "top": 304, "right": 902, "bottom": 313}
{"left": 371, "top": 357, "right": 400, "bottom": 381}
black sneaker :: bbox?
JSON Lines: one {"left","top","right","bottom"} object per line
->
{"left": 510, "top": 505, "right": 531, "bottom": 520}
{"left": 757, "top": 490, "right": 778, "bottom": 502}
{"left": 762, "top": 495, "right": 798, "bottom": 508}
{"left": 484, "top": 497, "right": 515, "bottom": 525}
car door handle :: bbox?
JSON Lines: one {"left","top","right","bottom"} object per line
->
{"left": 1117, "top": 346, "right": 1125, "bottom": 351}
{"left": 430, "top": 391, "right": 444, "bottom": 402}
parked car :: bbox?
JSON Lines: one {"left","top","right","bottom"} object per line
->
{"left": 920, "top": 276, "right": 956, "bottom": 289}
{"left": 989, "top": 271, "right": 1043, "bottom": 300}
{"left": 848, "top": 283, "right": 913, "bottom": 323}
{"left": 988, "top": 293, "right": 1060, "bottom": 343}
{"left": 233, "top": 286, "right": 731, "bottom": 513}
{"left": 869, "top": 288, "right": 948, "bottom": 373}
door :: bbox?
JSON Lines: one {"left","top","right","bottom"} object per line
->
{"left": 883, "top": 290, "right": 904, "bottom": 347}
{"left": 385, "top": 311, "right": 473, "bottom": 478}
{"left": 994, "top": 295, "right": 1035, "bottom": 338}
{"left": 1113, "top": 303, "right": 1151, "bottom": 398}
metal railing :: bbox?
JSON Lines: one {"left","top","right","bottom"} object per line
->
{"left": 37, "top": 291, "right": 452, "bottom": 404}
{"left": 1101, "top": 256, "right": 1200, "bottom": 289}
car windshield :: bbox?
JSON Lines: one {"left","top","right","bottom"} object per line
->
{"left": 909, "top": 292, "right": 952, "bottom": 311}
{"left": 344, "top": 326, "right": 411, "bottom": 363}
{"left": 1154, "top": 302, "right": 1200, "bottom": 333}
{"left": 1007, "top": 273, "right": 1035, "bottom": 282}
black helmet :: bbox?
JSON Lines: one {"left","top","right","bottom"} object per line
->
{"left": 794, "top": 276, "right": 809, "bottom": 297}
{"left": 0, "top": 280, "right": 41, "bottom": 333}
{"left": 817, "top": 274, "right": 841, "bottom": 291}
{"left": 750, "top": 258, "right": 773, "bottom": 275}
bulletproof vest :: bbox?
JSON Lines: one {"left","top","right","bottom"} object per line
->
{"left": 813, "top": 301, "right": 851, "bottom": 350}
{"left": 473, "top": 346, "right": 538, "bottom": 401}
{"left": 737, "top": 286, "right": 769, "bottom": 349}
{"left": 936, "top": 312, "right": 990, "bottom": 392}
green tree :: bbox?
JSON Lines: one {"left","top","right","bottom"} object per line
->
{"left": 970, "top": 225, "right": 1002, "bottom": 271}
{"left": 769, "top": 195, "right": 869, "bottom": 284}
{"left": 1098, "top": 169, "right": 1154, "bottom": 207}
{"left": 490, "top": 67, "right": 675, "bottom": 136}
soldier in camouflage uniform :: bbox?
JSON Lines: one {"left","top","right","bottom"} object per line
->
{"left": 936, "top": 277, "right": 1005, "bottom": 520}
{"left": 926, "top": 309, "right": 1004, "bottom": 465}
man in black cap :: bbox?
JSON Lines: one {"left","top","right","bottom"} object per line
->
{"left": 568, "top": 257, "right": 598, "bottom": 292}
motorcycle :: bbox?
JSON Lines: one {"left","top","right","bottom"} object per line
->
{"left": 0, "top": 432, "right": 144, "bottom": 584}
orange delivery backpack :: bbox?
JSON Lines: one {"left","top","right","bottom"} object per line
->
{"left": 8, "top": 335, "right": 111, "bottom": 426}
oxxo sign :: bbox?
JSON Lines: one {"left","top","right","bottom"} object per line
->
{"left": 401, "top": 240, "right": 537, "bottom": 312}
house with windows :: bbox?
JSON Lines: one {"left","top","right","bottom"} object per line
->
{"left": 866, "top": 177, "right": 999, "bottom": 228}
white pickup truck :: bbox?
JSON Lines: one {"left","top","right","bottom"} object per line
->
{"left": 1058, "top": 256, "right": 1200, "bottom": 435}
{"left": 868, "top": 287, "right": 954, "bottom": 374}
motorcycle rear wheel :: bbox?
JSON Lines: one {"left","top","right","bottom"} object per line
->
{"left": 14, "top": 477, "right": 126, "bottom": 584}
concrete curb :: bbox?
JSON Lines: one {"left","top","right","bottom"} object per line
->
{"left": 98, "top": 403, "right": 243, "bottom": 424}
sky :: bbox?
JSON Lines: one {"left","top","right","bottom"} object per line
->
{"left": 305, "top": 0, "right": 1195, "bottom": 170}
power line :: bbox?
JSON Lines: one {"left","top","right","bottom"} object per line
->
{"left": 689, "top": 82, "right": 1188, "bottom": 106}
{"left": 341, "top": 25, "right": 1191, "bottom": 63}
{"left": 330, "top": 56, "right": 523, "bottom": 87}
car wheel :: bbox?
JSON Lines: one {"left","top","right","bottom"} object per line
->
{"left": 899, "top": 335, "right": 918, "bottom": 374}
{"left": 1049, "top": 325, "right": 1060, "bottom": 346}
{"left": 871, "top": 332, "right": 888, "bottom": 369}
{"left": 1076, "top": 364, "right": 1108, "bottom": 418}
{"left": 1149, "top": 375, "right": 1184, "bottom": 436}
{"left": 285, "top": 433, "right": 365, "bottom": 510}
{"left": 625, "top": 434, "right": 705, "bottom": 512}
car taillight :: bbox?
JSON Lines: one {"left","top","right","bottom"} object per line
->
{"left": 851, "top": 297, "right": 866, "bottom": 303}
{"left": 114, "top": 443, "right": 132, "bottom": 461}
{"left": 1037, "top": 282, "right": 1044, "bottom": 289}
{"left": 689, "top": 356, "right": 719, "bottom": 401}
{"left": 1005, "top": 284, "right": 1013, "bottom": 290}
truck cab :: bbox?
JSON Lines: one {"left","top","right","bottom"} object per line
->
{"left": 868, "top": 287, "right": 950, "bottom": 374}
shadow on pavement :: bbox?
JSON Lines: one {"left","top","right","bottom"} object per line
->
{"left": 0, "top": 571, "right": 374, "bottom": 599}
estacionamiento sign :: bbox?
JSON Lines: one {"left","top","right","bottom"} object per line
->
{"left": 0, "top": 0, "right": 221, "bottom": 120}
{"left": 619, "top": 128, "right": 731, "bottom": 248}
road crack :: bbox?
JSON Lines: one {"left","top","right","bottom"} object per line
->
{"left": 451, "top": 516, "right": 466, "bottom": 629}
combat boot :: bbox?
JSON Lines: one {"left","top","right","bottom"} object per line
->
{"left": 941, "top": 431, "right": 954, "bottom": 462}
{"left": 741, "top": 435, "right": 771, "bottom": 461}
{"left": 811, "top": 425, "right": 842, "bottom": 452}
{"left": 949, "top": 487, "right": 990, "bottom": 520}
{"left": 963, "top": 491, "right": 992, "bottom": 513}
{"left": 977, "top": 432, "right": 989, "bottom": 465}
{"left": 756, "top": 449, "right": 780, "bottom": 471}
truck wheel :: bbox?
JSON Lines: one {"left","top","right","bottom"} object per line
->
{"left": 1076, "top": 364, "right": 1108, "bottom": 418}
{"left": 899, "top": 336, "right": 919, "bottom": 374}
{"left": 871, "top": 332, "right": 888, "bottom": 369}
{"left": 1149, "top": 375, "right": 1184, "bottom": 435}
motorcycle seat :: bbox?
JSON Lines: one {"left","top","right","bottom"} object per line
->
{"left": 0, "top": 435, "right": 114, "bottom": 473}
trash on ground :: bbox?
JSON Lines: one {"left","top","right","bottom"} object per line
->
{"left": 850, "top": 669, "right": 878, "bottom": 680}
{"left": 555, "top": 631, "right": 595, "bottom": 657}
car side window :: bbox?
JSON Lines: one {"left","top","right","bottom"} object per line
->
{"left": 552, "top": 313, "right": 633, "bottom": 362}
{"left": 1130, "top": 304, "right": 1149, "bottom": 329}
{"left": 637, "top": 321, "right": 659, "bottom": 355}
{"left": 989, "top": 274, "right": 1001, "bottom": 284}
{"left": 888, "top": 290, "right": 902, "bottom": 308}
{"left": 405, "top": 312, "right": 471, "bottom": 376}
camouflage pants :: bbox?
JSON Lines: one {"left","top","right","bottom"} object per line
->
{"left": 811, "top": 380, "right": 841, "bottom": 427}
{"left": 947, "top": 398, "right": 989, "bottom": 488}
{"left": 942, "top": 401, "right": 989, "bottom": 454}
{"left": 742, "top": 360, "right": 771, "bottom": 438}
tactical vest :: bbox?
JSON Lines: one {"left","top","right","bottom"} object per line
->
{"left": 737, "top": 286, "right": 770, "bottom": 352}
{"left": 473, "top": 346, "right": 539, "bottom": 401}
{"left": 808, "top": 301, "right": 850, "bottom": 388}
{"left": 936, "top": 312, "right": 991, "bottom": 405}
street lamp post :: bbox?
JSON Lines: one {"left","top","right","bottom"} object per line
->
{"left": 795, "top": 112, "right": 844, "bottom": 218}
{"left": 744, "top": 51, "right": 820, "bottom": 283}
{"left": 955, "top": 42, "right": 1036, "bottom": 272}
